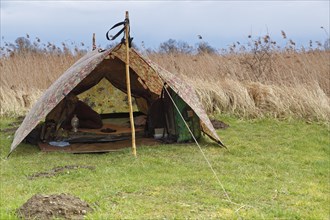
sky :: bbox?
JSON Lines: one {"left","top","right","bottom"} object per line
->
{"left": 1, "top": 1, "right": 329, "bottom": 51}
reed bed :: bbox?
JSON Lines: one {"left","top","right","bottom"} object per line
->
{"left": 0, "top": 45, "right": 83, "bottom": 116}
{"left": 0, "top": 39, "right": 329, "bottom": 122}
{"left": 148, "top": 50, "right": 330, "bottom": 121}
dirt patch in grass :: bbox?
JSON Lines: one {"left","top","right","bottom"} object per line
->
{"left": 210, "top": 119, "right": 229, "bottom": 129}
{"left": 27, "top": 165, "right": 95, "bottom": 180}
{"left": 0, "top": 127, "right": 18, "bottom": 133}
{"left": 16, "top": 193, "right": 93, "bottom": 220}
{"left": 0, "top": 117, "right": 24, "bottom": 133}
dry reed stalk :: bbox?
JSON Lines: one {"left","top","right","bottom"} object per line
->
{"left": 149, "top": 51, "right": 330, "bottom": 95}
{"left": 0, "top": 50, "right": 82, "bottom": 116}
{"left": 274, "top": 82, "right": 330, "bottom": 121}
{"left": 0, "top": 51, "right": 81, "bottom": 90}
{"left": 192, "top": 79, "right": 330, "bottom": 121}
{"left": 191, "top": 78, "right": 256, "bottom": 116}
{"left": 0, "top": 48, "right": 329, "bottom": 122}
{"left": 0, "top": 85, "right": 43, "bottom": 116}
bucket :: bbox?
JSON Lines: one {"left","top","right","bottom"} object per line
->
{"left": 154, "top": 128, "right": 166, "bottom": 139}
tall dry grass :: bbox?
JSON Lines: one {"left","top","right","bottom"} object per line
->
{"left": 0, "top": 39, "right": 329, "bottom": 122}
{"left": 148, "top": 50, "right": 330, "bottom": 121}
{"left": 0, "top": 50, "right": 82, "bottom": 115}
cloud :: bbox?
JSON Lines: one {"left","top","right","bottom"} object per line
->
{"left": 1, "top": 1, "right": 329, "bottom": 49}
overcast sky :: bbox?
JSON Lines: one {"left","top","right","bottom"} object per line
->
{"left": 1, "top": 1, "right": 329, "bottom": 50}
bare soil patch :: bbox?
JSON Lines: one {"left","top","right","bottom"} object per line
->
{"left": 0, "top": 127, "right": 18, "bottom": 133}
{"left": 0, "top": 117, "right": 24, "bottom": 133}
{"left": 27, "top": 165, "right": 95, "bottom": 180}
{"left": 16, "top": 193, "right": 93, "bottom": 220}
{"left": 210, "top": 119, "right": 229, "bottom": 129}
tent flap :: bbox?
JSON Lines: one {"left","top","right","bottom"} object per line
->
{"left": 9, "top": 49, "right": 112, "bottom": 155}
{"left": 150, "top": 62, "right": 223, "bottom": 145}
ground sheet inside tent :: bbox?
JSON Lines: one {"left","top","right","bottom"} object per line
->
{"left": 38, "top": 117, "right": 160, "bottom": 153}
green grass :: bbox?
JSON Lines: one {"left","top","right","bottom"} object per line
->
{"left": 0, "top": 116, "right": 329, "bottom": 219}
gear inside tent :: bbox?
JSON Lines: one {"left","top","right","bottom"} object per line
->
{"left": 8, "top": 42, "right": 224, "bottom": 156}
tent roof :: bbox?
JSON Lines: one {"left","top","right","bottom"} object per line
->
{"left": 9, "top": 44, "right": 223, "bottom": 156}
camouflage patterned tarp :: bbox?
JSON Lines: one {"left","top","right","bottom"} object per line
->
{"left": 9, "top": 44, "right": 223, "bottom": 156}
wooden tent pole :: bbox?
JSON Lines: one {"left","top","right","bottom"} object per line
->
{"left": 92, "top": 33, "right": 96, "bottom": 50}
{"left": 124, "top": 11, "right": 137, "bottom": 157}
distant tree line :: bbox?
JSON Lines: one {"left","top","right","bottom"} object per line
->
{"left": 0, "top": 34, "right": 88, "bottom": 57}
{"left": 149, "top": 31, "right": 329, "bottom": 55}
{"left": 1, "top": 29, "right": 329, "bottom": 57}
{"left": 156, "top": 39, "right": 217, "bottom": 54}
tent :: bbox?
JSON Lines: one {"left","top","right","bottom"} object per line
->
{"left": 8, "top": 43, "right": 224, "bottom": 156}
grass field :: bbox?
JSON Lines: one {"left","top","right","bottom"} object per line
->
{"left": 1, "top": 116, "right": 329, "bottom": 219}
{"left": 1, "top": 35, "right": 329, "bottom": 219}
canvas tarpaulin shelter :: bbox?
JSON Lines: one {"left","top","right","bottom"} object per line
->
{"left": 8, "top": 43, "right": 224, "bottom": 156}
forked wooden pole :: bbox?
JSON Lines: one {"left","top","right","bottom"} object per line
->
{"left": 124, "top": 11, "right": 137, "bottom": 157}
{"left": 92, "top": 33, "right": 96, "bottom": 50}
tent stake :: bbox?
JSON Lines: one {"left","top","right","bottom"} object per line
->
{"left": 124, "top": 11, "right": 137, "bottom": 157}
